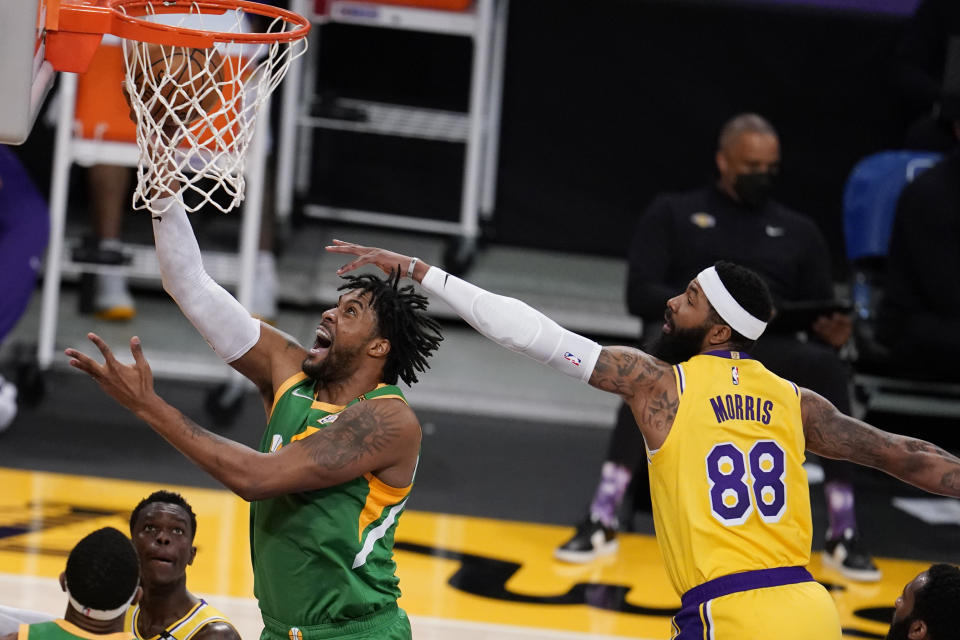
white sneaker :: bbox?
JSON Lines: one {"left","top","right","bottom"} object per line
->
{"left": 94, "top": 273, "right": 136, "bottom": 321}
{"left": 0, "top": 376, "right": 18, "bottom": 434}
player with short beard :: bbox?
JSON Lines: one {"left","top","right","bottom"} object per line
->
{"left": 886, "top": 564, "right": 960, "bottom": 640}
{"left": 65, "top": 189, "right": 442, "bottom": 640}
{"left": 329, "top": 240, "right": 960, "bottom": 639}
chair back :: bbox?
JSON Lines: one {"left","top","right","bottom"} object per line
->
{"left": 843, "top": 151, "right": 942, "bottom": 263}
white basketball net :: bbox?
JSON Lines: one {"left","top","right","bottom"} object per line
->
{"left": 120, "top": 2, "right": 307, "bottom": 214}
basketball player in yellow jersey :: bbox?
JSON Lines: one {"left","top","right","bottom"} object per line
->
{"left": 328, "top": 241, "right": 960, "bottom": 639}
{"left": 125, "top": 492, "right": 238, "bottom": 640}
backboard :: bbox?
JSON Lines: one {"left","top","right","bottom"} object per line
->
{"left": 0, "top": 0, "right": 56, "bottom": 145}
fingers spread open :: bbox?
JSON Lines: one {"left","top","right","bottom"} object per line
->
{"left": 130, "top": 336, "right": 147, "bottom": 367}
{"left": 87, "top": 333, "right": 117, "bottom": 363}
{"left": 64, "top": 347, "right": 102, "bottom": 377}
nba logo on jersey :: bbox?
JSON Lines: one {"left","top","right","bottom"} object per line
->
{"left": 564, "top": 352, "right": 582, "bottom": 366}
{"left": 317, "top": 413, "right": 339, "bottom": 425}
{"left": 288, "top": 628, "right": 302, "bottom": 640}
{"left": 270, "top": 434, "right": 283, "bottom": 453}
{"left": 731, "top": 366, "right": 740, "bottom": 385}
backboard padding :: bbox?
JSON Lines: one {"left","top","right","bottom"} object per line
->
{"left": 0, "top": 0, "right": 55, "bottom": 145}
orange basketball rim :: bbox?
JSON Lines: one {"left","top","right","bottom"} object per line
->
{"left": 45, "top": 0, "right": 311, "bottom": 74}
{"left": 44, "top": 0, "right": 311, "bottom": 215}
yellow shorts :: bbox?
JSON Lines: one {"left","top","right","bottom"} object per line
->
{"left": 671, "top": 567, "right": 841, "bottom": 639}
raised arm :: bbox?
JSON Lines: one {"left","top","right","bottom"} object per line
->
{"left": 150, "top": 195, "right": 304, "bottom": 405}
{"left": 326, "top": 240, "right": 679, "bottom": 449}
{"left": 801, "top": 388, "right": 960, "bottom": 497}
{"left": 65, "top": 334, "right": 420, "bottom": 500}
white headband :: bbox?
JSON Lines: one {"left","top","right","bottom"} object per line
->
{"left": 696, "top": 266, "right": 767, "bottom": 340}
{"left": 66, "top": 582, "right": 139, "bottom": 621}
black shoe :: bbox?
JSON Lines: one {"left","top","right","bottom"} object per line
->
{"left": 554, "top": 516, "right": 618, "bottom": 563}
{"left": 823, "top": 528, "right": 881, "bottom": 582}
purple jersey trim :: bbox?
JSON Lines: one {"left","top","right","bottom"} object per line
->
{"left": 681, "top": 565, "right": 814, "bottom": 610}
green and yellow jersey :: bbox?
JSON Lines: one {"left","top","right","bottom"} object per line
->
{"left": 17, "top": 621, "right": 131, "bottom": 640}
{"left": 251, "top": 373, "right": 413, "bottom": 628}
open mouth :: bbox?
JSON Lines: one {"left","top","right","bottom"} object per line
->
{"left": 311, "top": 326, "right": 333, "bottom": 355}
{"left": 662, "top": 311, "right": 673, "bottom": 335}
{"left": 149, "top": 556, "right": 174, "bottom": 566}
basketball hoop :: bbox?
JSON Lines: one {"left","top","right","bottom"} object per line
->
{"left": 48, "top": 0, "right": 310, "bottom": 214}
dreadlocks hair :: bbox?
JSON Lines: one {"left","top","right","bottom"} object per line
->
{"left": 338, "top": 269, "right": 443, "bottom": 386}
{"left": 912, "top": 563, "right": 960, "bottom": 639}
{"left": 130, "top": 490, "right": 198, "bottom": 541}
{"left": 707, "top": 261, "right": 774, "bottom": 352}
{"left": 65, "top": 527, "right": 139, "bottom": 611}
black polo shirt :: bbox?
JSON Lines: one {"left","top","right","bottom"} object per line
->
{"left": 626, "top": 185, "right": 834, "bottom": 326}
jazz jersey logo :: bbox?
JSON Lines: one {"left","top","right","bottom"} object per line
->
{"left": 270, "top": 434, "right": 283, "bottom": 453}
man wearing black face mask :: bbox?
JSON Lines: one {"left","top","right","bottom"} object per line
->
{"left": 554, "top": 113, "right": 878, "bottom": 583}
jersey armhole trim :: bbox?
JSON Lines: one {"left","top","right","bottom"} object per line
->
{"left": 270, "top": 372, "right": 310, "bottom": 420}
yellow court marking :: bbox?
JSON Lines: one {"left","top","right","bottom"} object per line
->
{"left": 0, "top": 467, "right": 926, "bottom": 638}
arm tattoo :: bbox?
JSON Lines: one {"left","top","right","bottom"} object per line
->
{"left": 302, "top": 402, "right": 405, "bottom": 471}
{"left": 802, "top": 389, "right": 960, "bottom": 497}
{"left": 801, "top": 391, "right": 894, "bottom": 466}
{"left": 591, "top": 347, "right": 667, "bottom": 397}
{"left": 941, "top": 470, "right": 960, "bottom": 493}
{"left": 590, "top": 347, "right": 678, "bottom": 435}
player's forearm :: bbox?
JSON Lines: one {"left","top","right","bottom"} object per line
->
{"left": 133, "top": 396, "right": 267, "bottom": 500}
{"left": 419, "top": 266, "right": 601, "bottom": 382}
{"left": 151, "top": 196, "right": 259, "bottom": 363}
{"left": 886, "top": 437, "right": 960, "bottom": 498}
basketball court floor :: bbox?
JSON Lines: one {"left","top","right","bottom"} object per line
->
{"left": 1, "top": 225, "right": 958, "bottom": 639}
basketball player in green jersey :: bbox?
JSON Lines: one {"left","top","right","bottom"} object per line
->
{"left": 0, "top": 528, "right": 140, "bottom": 640}
{"left": 125, "top": 492, "right": 239, "bottom": 640}
{"left": 328, "top": 240, "right": 960, "bottom": 638}
{"left": 65, "top": 195, "right": 442, "bottom": 639}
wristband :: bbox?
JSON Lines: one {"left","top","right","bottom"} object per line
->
{"left": 407, "top": 257, "right": 419, "bottom": 278}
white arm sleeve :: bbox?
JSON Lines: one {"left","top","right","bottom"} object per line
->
{"left": 151, "top": 196, "right": 260, "bottom": 363}
{"left": 420, "top": 267, "right": 601, "bottom": 382}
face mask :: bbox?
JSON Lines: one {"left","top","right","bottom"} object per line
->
{"left": 733, "top": 171, "right": 775, "bottom": 208}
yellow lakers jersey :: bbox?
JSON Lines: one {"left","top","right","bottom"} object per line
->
{"left": 649, "top": 350, "right": 812, "bottom": 596}
{"left": 124, "top": 599, "right": 234, "bottom": 640}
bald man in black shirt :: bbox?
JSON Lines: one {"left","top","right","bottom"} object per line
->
{"left": 556, "top": 113, "right": 880, "bottom": 582}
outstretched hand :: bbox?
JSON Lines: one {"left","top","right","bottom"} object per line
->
{"left": 65, "top": 334, "right": 159, "bottom": 416}
{"left": 325, "top": 239, "right": 430, "bottom": 282}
